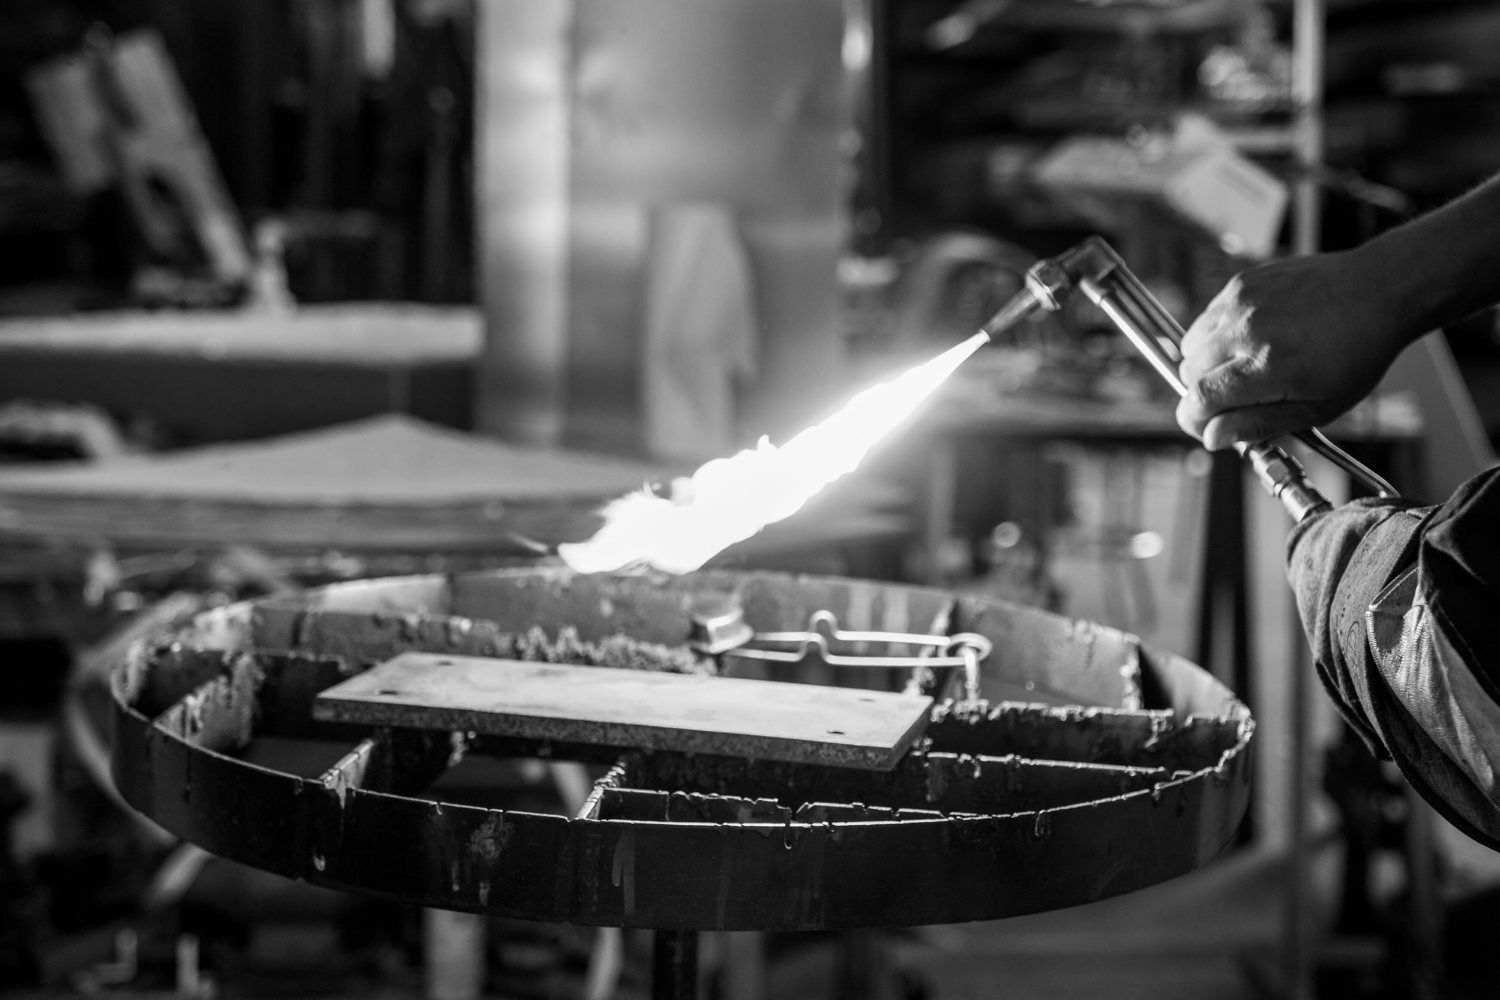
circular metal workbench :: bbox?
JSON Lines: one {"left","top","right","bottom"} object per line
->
{"left": 110, "top": 565, "right": 1252, "bottom": 945}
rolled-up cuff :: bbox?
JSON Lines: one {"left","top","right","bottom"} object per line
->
{"left": 1285, "top": 498, "right": 1426, "bottom": 752}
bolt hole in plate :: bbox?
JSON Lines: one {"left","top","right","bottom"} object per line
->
{"left": 110, "top": 568, "right": 1251, "bottom": 931}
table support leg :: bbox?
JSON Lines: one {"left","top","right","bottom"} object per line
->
{"left": 1195, "top": 451, "right": 1249, "bottom": 693}
{"left": 653, "top": 929, "right": 699, "bottom": 1000}
{"left": 1195, "top": 450, "right": 1252, "bottom": 843}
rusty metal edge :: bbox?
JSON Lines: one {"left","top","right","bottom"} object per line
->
{"left": 106, "top": 567, "right": 1253, "bottom": 930}
{"left": 110, "top": 693, "right": 1251, "bottom": 931}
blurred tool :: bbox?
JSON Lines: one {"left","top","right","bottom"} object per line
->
{"left": 924, "top": 0, "right": 1013, "bottom": 51}
{"left": 25, "top": 27, "right": 252, "bottom": 292}
{"left": 973, "top": 236, "right": 1398, "bottom": 521}
{"left": 1032, "top": 116, "right": 1289, "bottom": 260}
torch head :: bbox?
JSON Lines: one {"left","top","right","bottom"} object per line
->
{"left": 975, "top": 255, "right": 1079, "bottom": 342}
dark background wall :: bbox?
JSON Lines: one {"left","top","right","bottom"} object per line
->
{"left": 0, "top": 0, "right": 475, "bottom": 313}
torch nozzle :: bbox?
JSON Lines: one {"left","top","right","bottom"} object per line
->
{"left": 976, "top": 256, "right": 1078, "bottom": 343}
{"left": 977, "top": 286, "right": 1044, "bottom": 342}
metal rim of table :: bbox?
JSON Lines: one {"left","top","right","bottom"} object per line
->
{"left": 109, "top": 566, "right": 1252, "bottom": 932}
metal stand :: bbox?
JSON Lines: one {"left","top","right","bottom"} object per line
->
{"left": 108, "top": 568, "right": 1253, "bottom": 1000}
{"left": 1195, "top": 452, "right": 1252, "bottom": 746}
{"left": 652, "top": 929, "right": 699, "bottom": 1000}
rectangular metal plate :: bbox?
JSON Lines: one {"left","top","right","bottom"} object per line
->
{"left": 314, "top": 653, "right": 933, "bottom": 771}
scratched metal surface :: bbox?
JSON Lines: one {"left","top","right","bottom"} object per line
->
{"left": 314, "top": 653, "right": 934, "bottom": 771}
{"left": 109, "top": 567, "right": 1252, "bottom": 930}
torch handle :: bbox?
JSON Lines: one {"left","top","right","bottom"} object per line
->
{"left": 976, "top": 238, "right": 1408, "bottom": 521}
{"left": 976, "top": 237, "right": 1398, "bottom": 520}
{"left": 1071, "top": 270, "right": 1334, "bottom": 521}
{"left": 1065, "top": 246, "right": 1397, "bottom": 501}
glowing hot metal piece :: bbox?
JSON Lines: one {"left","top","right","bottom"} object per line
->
{"left": 558, "top": 333, "right": 989, "bottom": 574}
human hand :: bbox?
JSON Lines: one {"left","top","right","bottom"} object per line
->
{"left": 1175, "top": 248, "right": 1413, "bottom": 450}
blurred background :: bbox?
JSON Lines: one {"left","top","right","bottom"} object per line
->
{"left": 1, "top": 1, "right": 1499, "bottom": 998}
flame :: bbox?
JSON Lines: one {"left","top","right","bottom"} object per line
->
{"left": 558, "top": 332, "right": 989, "bottom": 575}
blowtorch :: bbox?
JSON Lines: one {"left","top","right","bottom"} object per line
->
{"left": 974, "top": 237, "right": 1398, "bottom": 521}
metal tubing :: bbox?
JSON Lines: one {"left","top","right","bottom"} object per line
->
{"left": 1078, "top": 278, "right": 1190, "bottom": 396}
{"left": 1295, "top": 427, "right": 1398, "bottom": 498}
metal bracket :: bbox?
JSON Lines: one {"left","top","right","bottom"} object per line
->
{"left": 693, "top": 607, "right": 991, "bottom": 702}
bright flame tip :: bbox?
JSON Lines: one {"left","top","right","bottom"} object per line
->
{"left": 559, "top": 334, "right": 990, "bottom": 575}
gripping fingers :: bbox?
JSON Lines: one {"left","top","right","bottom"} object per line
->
{"left": 1175, "top": 356, "right": 1263, "bottom": 441}
{"left": 1175, "top": 394, "right": 1214, "bottom": 443}
{"left": 1178, "top": 280, "right": 1249, "bottom": 384}
{"left": 1188, "top": 402, "right": 1325, "bottom": 452}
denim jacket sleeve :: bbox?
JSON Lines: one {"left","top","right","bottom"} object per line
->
{"left": 1286, "top": 465, "right": 1500, "bottom": 849}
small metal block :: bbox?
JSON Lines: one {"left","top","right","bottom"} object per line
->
{"left": 687, "top": 595, "right": 754, "bottom": 655}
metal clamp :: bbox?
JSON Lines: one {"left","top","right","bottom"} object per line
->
{"left": 740, "top": 609, "right": 991, "bottom": 667}
{"left": 690, "top": 607, "right": 991, "bottom": 701}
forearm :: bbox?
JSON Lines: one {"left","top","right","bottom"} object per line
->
{"left": 1357, "top": 172, "right": 1500, "bottom": 346}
